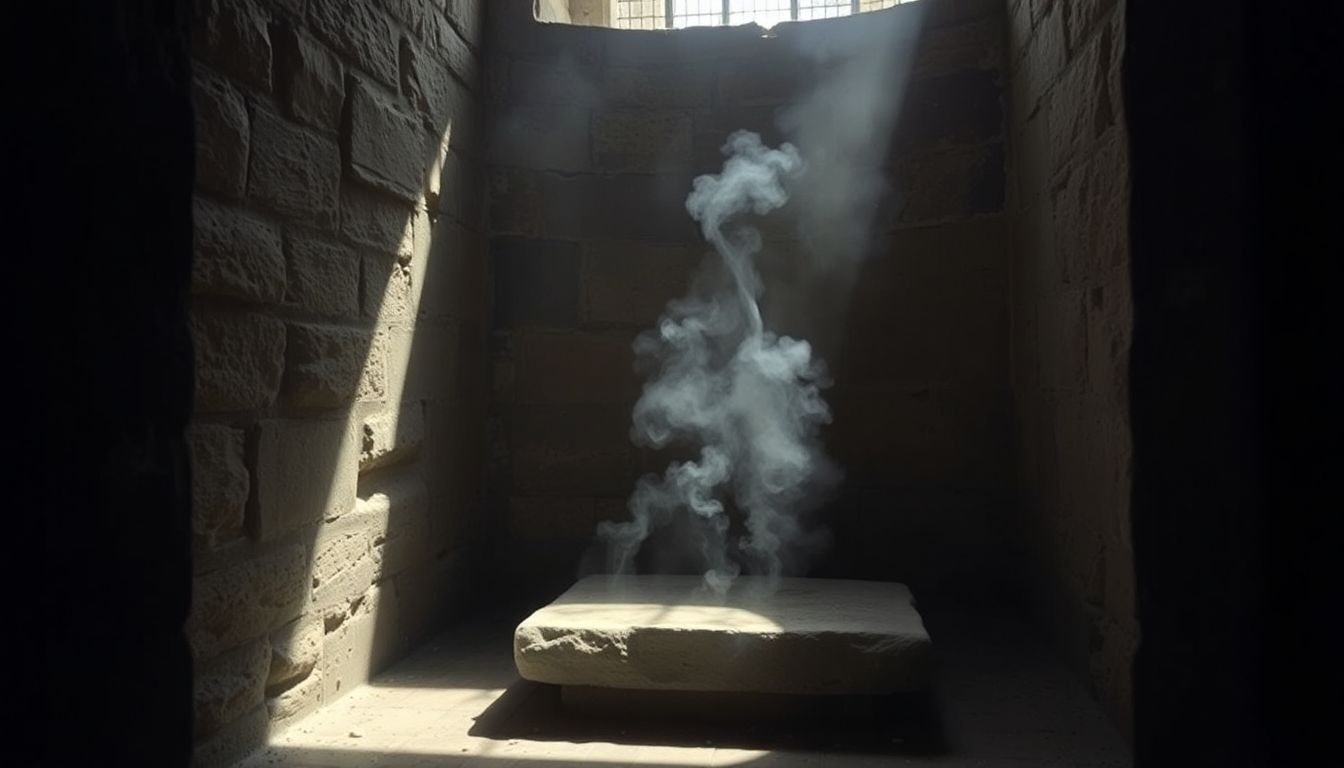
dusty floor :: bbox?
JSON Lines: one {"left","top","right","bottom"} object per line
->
{"left": 242, "top": 610, "right": 1131, "bottom": 768}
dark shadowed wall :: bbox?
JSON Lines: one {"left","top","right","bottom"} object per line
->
{"left": 486, "top": 0, "right": 1013, "bottom": 607}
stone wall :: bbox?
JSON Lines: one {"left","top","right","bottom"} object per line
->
{"left": 486, "top": 0, "right": 1013, "bottom": 605}
{"left": 1004, "top": 0, "right": 1134, "bottom": 739}
{"left": 186, "top": 1, "right": 487, "bottom": 765}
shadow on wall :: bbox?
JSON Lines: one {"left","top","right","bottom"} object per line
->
{"left": 187, "top": 1, "right": 489, "bottom": 765}
{"left": 485, "top": 0, "right": 1014, "bottom": 610}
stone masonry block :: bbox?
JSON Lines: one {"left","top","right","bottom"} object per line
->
{"left": 192, "top": 196, "right": 286, "bottom": 305}
{"left": 307, "top": 0, "right": 399, "bottom": 88}
{"left": 347, "top": 78, "right": 426, "bottom": 202}
{"left": 604, "top": 66, "right": 714, "bottom": 109}
{"left": 509, "top": 404, "right": 638, "bottom": 496}
{"left": 320, "top": 584, "right": 403, "bottom": 703}
{"left": 267, "top": 613, "right": 323, "bottom": 691}
{"left": 339, "top": 184, "right": 415, "bottom": 258}
{"left": 1046, "top": 21, "right": 1116, "bottom": 179}
{"left": 593, "top": 110, "right": 694, "bottom": 173}
{"left": 514, "top": 331, "right": 639, "bottom": 405}
{"left": 194, "top": 638, "right": 270, "bottom": 738}
{"left": 274, "top": 23, "right": 344, "bottom": 132}
{"left": 284, "top": 323, "right": 374, "bottom": 409}
{"left": 581, "top": 241, "right": 704, "bottom": 326}
{"left": 187, "top": 544, "right": 307, "bottom": 661}
{"left": 247, "top": 107, "right": 340, "bottom": 225}
{"left": 360, "top": 401, "right": 425, "bottom": 471}
{"left": 362, "top": 468, "right": 432, "bottom": 579}
{"left": 194, "top": 0, "right": 272, "bottom": 93}
{"left": 253, "top": 418, "right": 359, "bottom": 541}
{"left": 285, "top": 234, "right": 360, "bottom": 318}
{"left": 192, "top": 71, "right": 249, "bottom": 199}
{"left": 191, "top": 309, "right": 286, "bottom": 413}
{"left": 266, "top": 667, "right": 322, "bottom": 728}
{"left": 192, "top": 704, "right": 267, "bottom": 768}
{"left": 489, "top": 100, "right": 590, "bottom": 173}
{"left": 363, "top": 254, "right": 416, "bottom": 325}
{"left": 310, "top": 511, "right": 378, "bottom": 624}
{"left": 188, "top": 424, "right": 248, "bottom": 542}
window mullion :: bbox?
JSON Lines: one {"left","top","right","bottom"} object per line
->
{"left": 722, "top": 0, "right": 730, "bottom": 26}
{"left": 792, "top": 0, "right": 800, "bottom": 21}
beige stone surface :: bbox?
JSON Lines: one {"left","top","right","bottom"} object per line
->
{"left": 514, "top": 575, "right": 932, "bottom": 694}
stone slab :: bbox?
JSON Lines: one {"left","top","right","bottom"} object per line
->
{"left": 514, "top": 575, "right": 932, "bottom": 695}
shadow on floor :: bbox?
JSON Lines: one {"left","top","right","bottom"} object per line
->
{"left": 468, "top": 680, "right": 948, "bottom": 755}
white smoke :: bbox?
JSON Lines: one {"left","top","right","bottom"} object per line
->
{"left": 598, "top": 132, "right": 839, "bottom": 595}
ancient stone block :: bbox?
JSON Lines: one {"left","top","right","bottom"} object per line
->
{"left": 188, "top": 424, "right": 248, "bottom": 541}
{"left": 192, "top": 197, "right": 285, "bottom": 304}
{"left": 515, "top": 331, "right": 639, "bottom": 404}
{"left": 266, "top": 667, "right": 323, "bottom": 727}
{"left": 191, "top": 703, "right": 268, "bottom": 768}
{"left": 1047, "top": 22, "right": 1117, "bottom": 178}
{"left": 504, "top": 58, "right": 602, "bottom": 107}
{"left": 581, "top": 241, "right": 703, "bottom": 326}
{"left": 307, "top": 0, "right": 399, "bottom": 88}
{"left": 187, "top": 545, "right": 307, "bottom": 660}
{"left": 509, "top": 404, "right": 637, "bottom": 496}
{"left": 383, "top": 321, "right": 462, "bottom": 403}
{"left": 339, "top": 184, "right": 415, "bottom": 258}
{"left": 347, "top": 78, "right": 426, "bottom": 202}
{"left": 247, "top": 107, "right": 340, "bottom": 225}
{"left": 434, "top": 149, "right": 484, "bottom": 227}
{"left": 285, "top": 234, "right": 359, "bottom": 318}
{"left": 252, "top": 418, "right": 358, "bottom": 540}
{"left": 363, "top": 255, "right": 416, "bottom": 324}
{"left": 913, "top": 16, "right": 1004, "bottom": 79}
{"left": 192, "top": 72, "right": 249, "bottom": 199}
{"left": 284, "top": 323, "right": 373, "bottom": 409}
{"left": 362, "top": 469, "right": 432, "bottom": 579}
{"left": 515, "top": 576, "right": 932, "bottom": 694}
{"left": 492, "top": 237, "right": 580, "bottom": 329}
{"left": 443, "top": 0, "right": 482, "bottom": 48}
{"left": 191, "top": 309, "right": 286, "bottom": 412}
{"left": 894, "top": 142, "right": 1005, "bottom": 224}
{"left": 507, "top": 496, "right": 596, "bottom": 542}
{"left": 896, "top": 69, "right": 1003, "bottom": 151}
{"left": 360, "top": 331, "right": 389, "bottom": 403}
{"left": 310, "top": 512, "right": 378, "bottom": 623}
{"left": 320, "top": 584, "right": 402, "bottom": 703}
{"left": 360, "top": 401, "right": 425, "bottom": 471}
{"left": 194, "top": 638, "right": 270, "bottom": 738}
{"left": 604, "top": 66, "right": 714, "bottom": 109}
{"left": 489, "top": 101, "right": 590, "bottom": 173}
{"left": 268, "top": 613, "right": 323, "bottom": 690}
{"left": 419, "top": 216, "right": 485, "bottom": 322}
{"left": 274, "top": 24, "right": 344, "bottom": 132}
{"left": 592, "top": 110, "right": 694, "bottom": 173}
{"left": 194, "top": 0, "right": 272, "bottom": 92}
{"left": 425, "top": 11, "right": 479, "bottom": 87}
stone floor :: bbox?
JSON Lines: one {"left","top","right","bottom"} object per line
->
{"left": 241, "top": 608, "right": 1131, "bottom": 768}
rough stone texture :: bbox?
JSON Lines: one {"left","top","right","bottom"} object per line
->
{"left": 187, "top": 0, "right": 487, "bottom": 760}
{"left": 187, "top": 545, "right": 308, "bottom": 660}
{"left": 193, "top": 71, "right": 250, "bottom": 199}
{"left": 188, "top": 424, "right": 249, "bottom": 542}
{"left": 360, "top": 401, "right": 425, "bottom": 470}
{"left": 252, "top": 418, "right": 359, "bottom": 541}
{"left": 515, "top": 575, "right": 931, "bottom": 694}
{"left": 195, "top": 639, "right": 271, "bottom": 738}
{"left": 248, "top": 107, "right": 341, "bottom": 225}
{"left": 307, "top": 0, "right": 399, "bottom": 89}
{"left": 339, "top": 184, "right": 416, "bottom": 257}
{"left": 1006, "top": 0, "right": 1134, "bottom": 740}
{"left": 283, "top": 323, "right": 373, "bottom": 409}
{"left": 347, "top": 78, "right": 426, "bottom": 202}
{"left": 194, "top": 0, "right": 272, "bottom": 93}
{"left": 268, "top": 614, "right": 323, "bottom": 690}
{"left": 285, "top": 234, "right": 360, "bottom": 317}
{"left": 192, "top": 196, "right": 286, "bottom": 304}
{"left": 191, "top": 309, "right": 286, "bottom": 413}
{"left": 274, "top": 24, "right": 345, "bottom": 132}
